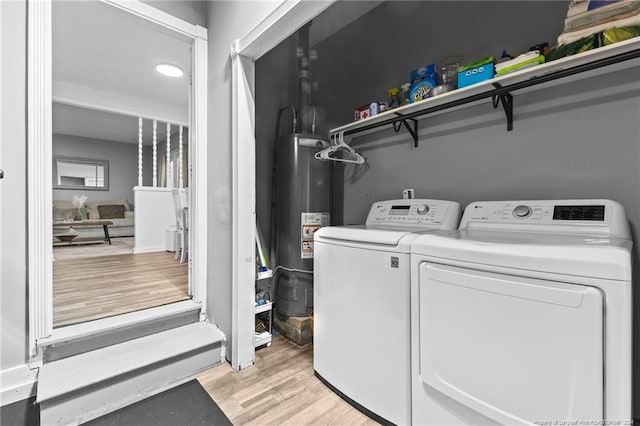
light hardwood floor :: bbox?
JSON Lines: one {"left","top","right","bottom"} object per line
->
{"left": 197, "top": 336, "right": 379, "bottom": 425}
{"left": 53, "top": 252, "right": 189, "bottom": 327}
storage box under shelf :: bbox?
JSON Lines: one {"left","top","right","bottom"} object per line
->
{"left": 255, "top": 269, "right": 274, "bottom": 349}
{"left": 254, "top": 300, "right": 272, "bottom": 348}
{"left": 255, "top": 300, "right": 273, "bottom": 314}
{"left": 257, "top": 269, "right": 273, "bottom": 280}
{"left": 254, "top": 331, "right": 272, "bottom": 348}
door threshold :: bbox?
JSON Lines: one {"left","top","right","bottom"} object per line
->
{"left": 39, "top": 300, "right": 202, "bottom": 346}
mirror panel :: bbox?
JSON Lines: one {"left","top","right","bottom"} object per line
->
{"left": 53, "top": 156, "right": 109, "bottom": 190}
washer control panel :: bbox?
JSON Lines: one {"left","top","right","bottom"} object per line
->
{"left": 366, "top": 199, "right": 460, "bottom": 230}
{"left": 459, "top": 199, "right": 629, "bottom": 237}
{"left": 464, "top": 201, "right": 608, "bottom": 223}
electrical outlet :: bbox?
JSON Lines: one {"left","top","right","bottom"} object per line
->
{"left": 403, "top": 188, "right": 415, "bottom": 199}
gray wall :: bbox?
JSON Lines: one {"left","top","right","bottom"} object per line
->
{"left": 52, "top": 134, "right": 139, "bottom": 206}
{"left": 306, "top": 0, "right": 640, "bottom": 416}
{"left": 341, "top": 76, "right": 640, "bottom": 222}
{"left": 313, "top": 1, "right": 571, "bottom": 132}
{"left": 1, "top": 0, "right": 28, "bottom": 373}
{"left": 141, "top": 0, "right": 207, "bottom": 27}
{"left": 206, "top": 1, "right": 281, "bottom": 363}
{"left": 255, "top": 35, "right": 299, "bottom": 256}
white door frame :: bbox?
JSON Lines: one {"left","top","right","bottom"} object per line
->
{"left": 27, "top": 0, "right": 208, "bottom": 355}
{"left": 230, "top": 0, "right": 334, "bottom": 370}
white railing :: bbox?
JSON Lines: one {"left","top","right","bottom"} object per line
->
{"left": 137, "top": 116, "right": 186, "bottom": 189}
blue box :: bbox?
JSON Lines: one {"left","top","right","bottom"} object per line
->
{"left": 457, "top": 57, "right": 495, "bottom": 88}
{"left": 410, "top": 64, "right": 437, "bottom": 85}
{"left": 409, "top": 64, "right": 437, "bottom": 103}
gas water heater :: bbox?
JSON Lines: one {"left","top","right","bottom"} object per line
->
{"left": 272, "top": 23, "right": 331, "bottom": 317}
{"left": 273, "top": 133, "right": 330, "bottom": 317}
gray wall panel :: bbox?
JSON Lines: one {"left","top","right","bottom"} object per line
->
{"left": 343, "top": 70, "right": 640, "bottom": 223}
{"left": 52, "top": 134, "right": 139, "bottom": 205}
{"left": 206, "top": 0, "right": 282, "bottom": 364}
{"left": 255, "top": 36, "right": 299, "bottom": 256}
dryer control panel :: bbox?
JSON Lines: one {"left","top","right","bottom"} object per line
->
{"left": 460, "top": 199, "right": 630, "bottom": 238}
{"left": 366, "top": 199, "right": 460, "bottom": 230}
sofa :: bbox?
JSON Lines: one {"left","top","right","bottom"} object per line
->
{"left": 53, "top": 198, "right": 134, "bottom": 242}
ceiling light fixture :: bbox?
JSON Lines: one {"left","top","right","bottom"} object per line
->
{"left": 156, "top": 63, "right": 184, "bottom": 78}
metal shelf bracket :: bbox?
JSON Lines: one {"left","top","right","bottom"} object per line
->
{"left": 492, "top": 83, "right": 514, "bottom": 131}
{"left": 393, "top": 116, "right": 419, "bottom": 147}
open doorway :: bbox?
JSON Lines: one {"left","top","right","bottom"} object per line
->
{"left": 50, "top": 2, "right": 191, "bottom": 327}
{"left": 26, "top": 0, "right": 208, "bottom": 339}
{"left": 51, "top": 106, "right": 191, "bottom": 326}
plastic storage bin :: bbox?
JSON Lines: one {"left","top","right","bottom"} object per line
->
{"left": 457, "top": 57, "right": 495, "bottom": 88}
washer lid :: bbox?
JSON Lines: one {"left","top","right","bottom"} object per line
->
{"left": 315, "top": 226, "right": 413, "bottom": 246}
{"left": 411, "top": 229, "right": 632, "bottom": 281}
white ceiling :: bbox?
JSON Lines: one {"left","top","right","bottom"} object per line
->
{"left": 52, "top": 0, "right": 384, "bottom": 145}
{"left": 52, "top": 0, "right": 191, "bottom": 144}
{"left": 53, "top": 103, "right": 185, "bottom": 145}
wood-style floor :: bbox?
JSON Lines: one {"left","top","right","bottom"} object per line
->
{"left": 53, "top": 252, "right": 189, "bottom": 327}
{"left": 197, "top": 336, "right": 379, "bottom": 425}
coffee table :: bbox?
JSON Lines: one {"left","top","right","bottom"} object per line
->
{"left": 53, "top": 220, "right": 114, "bottom": 245}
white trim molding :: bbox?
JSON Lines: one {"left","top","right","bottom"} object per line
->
{"left": 230, "top": 0, "right": 335, "bottom": 369}
{"left": 28, "top": 0, "right": 54, "bottom": 352}
{"left": 190, "top": 27, "right": 208, "bottom": 308}
{"left": 231, "top": 0, "right": 332, "bottom": 60}
{"left": 0, "top": 364, "right": 39, "bottom": 406}
{"left": 100, "top": 0, "right": 198, "bottom": 39}
{"left": 231, "top": 53, "right": 256, "bottom": 370}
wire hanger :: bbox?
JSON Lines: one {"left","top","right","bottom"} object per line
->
{"left": 314, "top": 131, "right": 365, "bottom": 164}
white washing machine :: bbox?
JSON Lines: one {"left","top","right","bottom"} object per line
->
{"left": 314, "top": 199, "right": 460, "bottom": 425}
{"left": 410, "top": 199, "right": 633, "bottom": 425}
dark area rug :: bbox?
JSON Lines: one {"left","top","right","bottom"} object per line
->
{"left": 87, "top": 380, "right": 231, "bottom": 426}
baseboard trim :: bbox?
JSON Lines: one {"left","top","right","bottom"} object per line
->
{"left": 1, "top": 364, "right": 39, "bottom": 406}
{"left": 133, "top": 245, "right": 166, "bottom": 254}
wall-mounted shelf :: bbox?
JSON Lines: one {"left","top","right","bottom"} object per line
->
{"left": 254, "top": 300, "right": 272, "bottom": 348}
{"left": 255, "top": 300, "right": 273, "bottom": 315}
{"left": 257, "top": 269, "right": 273, "bottom": 280}
{"left": 255, "top": 270, "right": 273, "bottom": 349}
{"left": 329, "top": 37, "right": 640, "bottom": 147}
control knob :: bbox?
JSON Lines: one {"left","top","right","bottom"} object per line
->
{"left": 512, "top": 205, "right": 532, "bottom": 219}
{"left": 417, "top": 205, "right": 430, "bottom": 215}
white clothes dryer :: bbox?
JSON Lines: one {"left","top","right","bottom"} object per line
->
{"left": 314, "top": 199, "right": 460, "bottom": 425}
{"left": 410, "top": 199, "right": 633, "bottom": 425}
